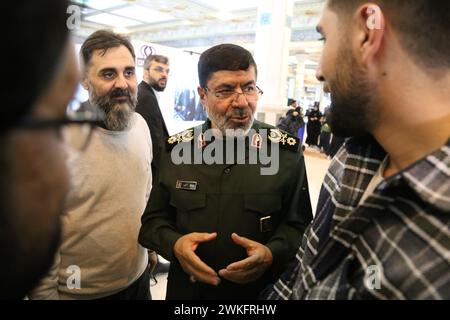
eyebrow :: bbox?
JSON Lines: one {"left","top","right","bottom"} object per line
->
{"left": 216, "top": 80, "right": 255, "bottom": 89}
{"left": 215, "top": 84, "right": 235, "bottom": 90}
{"left": 153, "top": 66, "right": 169, "bottom": 70}
{"left": 99, "top": 68, "right": 116, "bottom": 75}
{"left": 242, "top": 80, "right": 256, "bottom": 87}
{"left": 99, "top": 66, "right": 135, "bottom": 74}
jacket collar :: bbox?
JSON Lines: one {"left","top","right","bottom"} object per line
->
{"left": 139, "top": 80, "right": 156, "bottom": 97}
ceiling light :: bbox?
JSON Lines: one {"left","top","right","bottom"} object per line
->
{"left": 110, "top": 5, "right": 175, "bottom": 24}
{"left": 193, "top": 0, "right": 260, "bottom": 11}
{"left": 213, "top": 12, "right": 234, "bottom": 21}
{"left": 113, "top": 27, "right": 130, "bottom": 34}
{"left": 84, "top": 13, "right": 140, "bottom": 27}
{"left": 75, "top": 0, "right": 127, "bottom": 11}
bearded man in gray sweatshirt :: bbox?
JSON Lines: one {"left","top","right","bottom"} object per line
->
{"left": 30, "top": 30, "right": 152, "bottom": 300}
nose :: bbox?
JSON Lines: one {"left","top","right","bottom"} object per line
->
{"left": 114, "top": 74, "right": 128, "bottom": 89}
{"left": 231, "top": 90, "right": 249, "bottom": 107}
{"left": 315, "top": 65, "right": 325, "bottom": 82}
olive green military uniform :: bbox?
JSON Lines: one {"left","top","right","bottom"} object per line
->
{"left": 138, "top": 120, "right": 313, "bottom": 299}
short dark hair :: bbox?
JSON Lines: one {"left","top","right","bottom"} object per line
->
{"left": 328, "top": 0, "right": 450, "bottom": 69}
{"left": 2, "top": 0, "right": 69, "bottom": 130}
{"left": 198, "top": 44, "right": 258, "bottom": 87}
{"left": 80, "top": 30, "right": 135, "bottom": 71}
{"left": 144, "top": 54, "right": 169, "bottom": 69}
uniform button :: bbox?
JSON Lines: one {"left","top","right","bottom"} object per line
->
{"left": 224, "top": 168, "right": 231, "bottom": 174}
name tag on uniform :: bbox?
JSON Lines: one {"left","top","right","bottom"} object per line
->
{"left": 176, "top": 180, "right": 198, "bottom": 191}
{"left": 260, "top": 216, "right": 272, "bottom": 233}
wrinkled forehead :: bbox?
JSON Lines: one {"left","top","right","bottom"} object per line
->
{"left": 207, "top": 66, "right": 257, "bottom": 87}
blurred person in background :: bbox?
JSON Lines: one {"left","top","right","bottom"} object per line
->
{"left": 0, "top": 0, "right": 95, "bottom": 299}
{"left": 305, "top": 102, "right": 322, "bottom": 149}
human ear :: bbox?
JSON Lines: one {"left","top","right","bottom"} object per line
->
{"left": 143, "top": 68, "right": 150, "bottom": 81}
{"left": 81, "top": 77, "right": 89, "bottom": 91}
{"left": 197, "top": 86, "right": 206, "bottom": 101}
{"left": 353, "top": 4, "right": 385, "bottom": 67}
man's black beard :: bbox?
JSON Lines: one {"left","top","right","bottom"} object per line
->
{"left": 326, "top": 49, "right": 378, "bottom": 139}
{"left": 150, "top": 78, "right": 166, "bottom": 92}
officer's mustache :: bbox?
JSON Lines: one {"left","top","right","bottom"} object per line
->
{"left": 229, "top": 108, "right": 250, "bottom": 118}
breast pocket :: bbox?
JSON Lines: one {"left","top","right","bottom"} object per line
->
{"left": 243, "top": 194, "right": 282, "bottom": 241}
{"left": 169, "top": 192, "right": 207, "bottom": 233}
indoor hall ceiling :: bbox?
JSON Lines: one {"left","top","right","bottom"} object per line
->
{"left": 71, "top": 0, "right": 325, "bottom": 85}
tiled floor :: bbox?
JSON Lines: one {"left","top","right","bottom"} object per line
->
{"left": 150, "top": 147, "right": 331, "bottom": 300}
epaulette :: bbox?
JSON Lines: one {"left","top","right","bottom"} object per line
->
{"left": 166, "top": 128, "right": 195, "bottom": 151}
{"left": 267, "top": 128, "right": 300, "bottom": 152}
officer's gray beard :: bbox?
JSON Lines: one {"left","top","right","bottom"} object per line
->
{"left": 89, "top": 88, "right": 137, "bottom": 131}
{"left": 208, "top": 107, "right": 255, "bottom": 138}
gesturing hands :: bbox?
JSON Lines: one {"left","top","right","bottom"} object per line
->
{"left": 218, "top": 233, "right": 273, "bottom": 284}
{"left": 174, "top": 232, "right": 221, "bottom": 286}
{"left": 174, "top": 232, "right": 273, "bottom": 286}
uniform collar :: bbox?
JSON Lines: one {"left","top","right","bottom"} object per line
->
{"left": 200, "top": 118, "right": 262, "bottom": 134}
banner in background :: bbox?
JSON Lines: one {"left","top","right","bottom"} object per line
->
{"left": 72, "top": 40, "right": 206, "bottom": 135}
{"left": 133, "top": 40, "right": 206, "bottom": 135}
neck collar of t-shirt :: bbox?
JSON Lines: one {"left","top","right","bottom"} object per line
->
{"left": 359, "top": 156, "right": 389, "bottom": 205}
{"left": 151, "top": 86, "right": 161, "bottom": 102}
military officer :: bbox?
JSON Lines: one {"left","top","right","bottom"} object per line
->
{"left": 138, "top": 44, "right": 313, "bottom": 299}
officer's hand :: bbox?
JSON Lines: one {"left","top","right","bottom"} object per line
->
{"left": 174, "top": 232, "right": 221, "bottom": 286}
{"left": 218, "top": 233, "right": 273, "bottom": 284}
